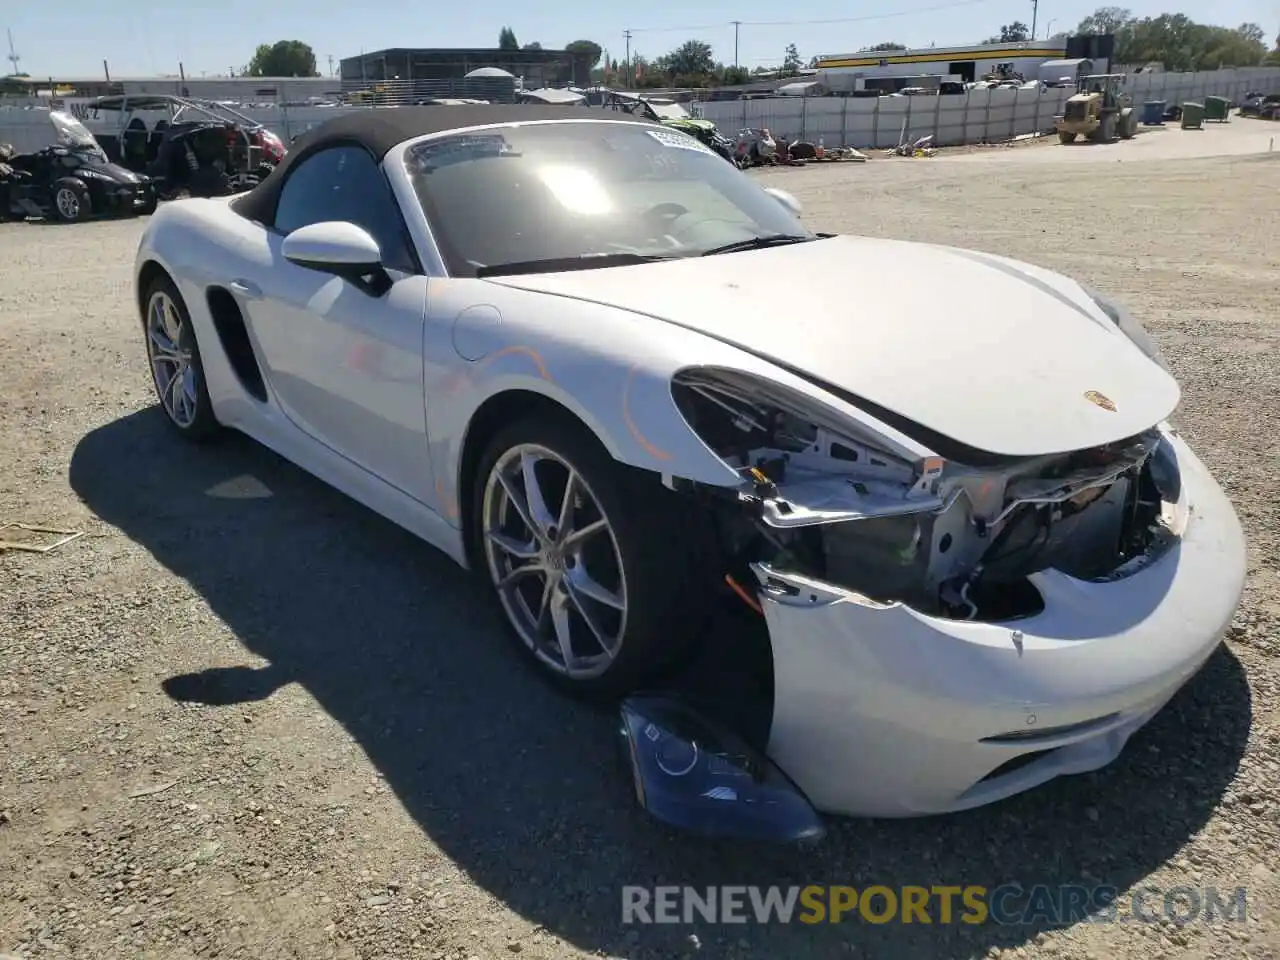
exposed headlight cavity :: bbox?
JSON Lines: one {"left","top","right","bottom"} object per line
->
{"left": 1081, "top": 284, "right": 1170, "bottom": 372}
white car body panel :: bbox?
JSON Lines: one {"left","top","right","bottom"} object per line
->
{"left": 489, "top": 235, "right": 1182, "bottom": 457}
{"left": 135, "top": 198, "right": 840, "bottom": 534}
{"left": 132, "top": 119, "right": 1245, "bottom": 820}
{"left": 755, "top": 428, "right": 1245, "bottom": 816}
{"left": 136, "top": 202, "right": 463, "bottom": 564}
{"left": 226, "top": 223, "right": 434, "bottom": 501}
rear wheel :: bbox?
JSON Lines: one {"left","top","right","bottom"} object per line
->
{"left": 472, "top": 415, "right": 711, "bottom": 698}
{"left": 1058, "top": 130, "right": 1076, "bottom": 144}
{"left": 1120, "top": 112, "right": 1137, "bottom": 139}
{"left": 142, "top": 276, "right": 221, "bottom": 441}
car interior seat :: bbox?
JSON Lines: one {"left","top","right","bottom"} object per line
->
{"left": 123, "top": 117, "right": 150, "bottom": 171}
{"left": 147, "top": 120, "right": 169, "bottom": 163}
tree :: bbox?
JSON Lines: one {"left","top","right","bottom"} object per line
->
{"left": 564, "top": 39, "right": 603, "bottom": 86}
{"left": 246, "top": 40, "right": 318, "bottom": 77}
{"left": 722, "top": 65, "right": 751, "bottom": 84}
{"left": 782, "top": 43, "right": 802, "bottom": 75}
{"left": 498, "top": 27, "right": 519, "bottom": 50}
{"left": 1236, "top": 22, "right": 1265, "bottom": 45}
{"left": 657, "top": 39, "right": 715, "bottom": 77}
{"left": 522, "top": 41, "right": 543, "bottom": 51}
{"left": 1076, "top": 6, "right": 1133, "bottom": 34}
{"left": 1072, "top": 8, "right": 1269, "bottom": 69}
{"left": 565, "top": 39, "right": 603, "bottom": 69}
{"left": 863, "top": 41, "right": 908, "bottom": 51}
{"left": 985, "top": 21, "right": 1030, "bottom": 43}
{"left": 0, "top": 73, "right": 32, "bottom": 95}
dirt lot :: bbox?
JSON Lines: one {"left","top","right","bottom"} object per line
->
{"left": 2, "top": 126, "right": 1279, "bottom": 960}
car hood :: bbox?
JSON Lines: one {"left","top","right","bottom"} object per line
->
{"left": 487, "top": 235, "right": 1181, "bottom": 457}
{"left": 83, "top": 160, "right": 144, "bottom": 183}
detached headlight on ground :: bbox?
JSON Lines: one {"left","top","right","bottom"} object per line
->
{"left": 619, "top": 694, "right": 825, "bottom": 843}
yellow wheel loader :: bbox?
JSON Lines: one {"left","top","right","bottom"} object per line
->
{"left": 1055, "top": 74, "right": 1138, "bottom": 144}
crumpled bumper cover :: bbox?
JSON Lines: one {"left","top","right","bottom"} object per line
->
{"left": 753, "top": 428, "right": 1247, "bottom": 818}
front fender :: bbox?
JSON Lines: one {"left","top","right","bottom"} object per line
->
{"left": 54, "top": 175, "right": 88, "bottom": 194}
{"left": 423, "top": 283, "right": 940, "bottom": 527}
{"left": 423, "top": 288, "right": 762, "bottom": 526}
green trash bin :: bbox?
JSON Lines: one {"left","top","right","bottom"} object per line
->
{"left": 1181, "top": 102, "right": 1205, "bottom": 129}
{"left": 1204, "top": 96, "right": 1230, "bottom": 121}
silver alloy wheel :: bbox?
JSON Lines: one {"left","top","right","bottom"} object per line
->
{"left": 55, "top": 187, "right": 80, "bottom": 220}
{"left": 145, "top": 290, "right": 199, "bottom": 428}
{"left": 482, "top": 443, "right": 628, "bottom": 679}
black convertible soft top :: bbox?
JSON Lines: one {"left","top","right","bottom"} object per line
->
{"left": 230, "top": 104, "right": 655, "bottom": 228}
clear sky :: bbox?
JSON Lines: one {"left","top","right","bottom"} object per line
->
{"left": 5, "top": 0, "right": 1276, "bottom": 79}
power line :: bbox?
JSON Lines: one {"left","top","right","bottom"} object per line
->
{"left": 743, "top": 0, "right": 996, "bottom": 28}
{"left": 626, "top": 22, "right": 733, "bottom": 35}
{"left": 625, "top": 0, "right": 996, "bottom": 36}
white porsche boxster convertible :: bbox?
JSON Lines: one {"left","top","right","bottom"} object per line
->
{"left": 133, "top": 105, "right": 1246, "bottom": 838}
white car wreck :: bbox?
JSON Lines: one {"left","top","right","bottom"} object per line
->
{"left": 132, "top": 105, "right": 1246, "bottom": 841}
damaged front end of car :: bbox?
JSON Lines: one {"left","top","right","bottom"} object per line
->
{"left": 620, "top": 363, "right": 1185, "bottom": 838}
{"left": 668, "top": 365, "right": 1176, "bottom": 624}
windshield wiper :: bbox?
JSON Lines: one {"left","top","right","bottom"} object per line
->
{"left": 476, "top": 252, "right": 674, "bottom": 278}
{"left": 700, "top": 234, "right": 819, "bottom": 257}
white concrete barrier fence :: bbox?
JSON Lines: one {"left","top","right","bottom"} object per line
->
{"left": 1, "top": 66, "right": 1277, "bottom": 154}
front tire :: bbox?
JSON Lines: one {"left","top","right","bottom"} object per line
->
{"left": 52, "top": 182, "right": 90, "bottom": 223}
{"left": 142, "top": 276, "right": 221, "bottom": 441}
{"left": 472, "top": 415, "right": 710, "bottom": 698}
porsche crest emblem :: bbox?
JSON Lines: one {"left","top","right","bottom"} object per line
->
{"left": 1084, "top": 390, "right": 1117, "bottom": 412}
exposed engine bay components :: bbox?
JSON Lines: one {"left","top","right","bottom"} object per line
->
{"left": 671, "top": 366, "right": 1174, "bottom": 622}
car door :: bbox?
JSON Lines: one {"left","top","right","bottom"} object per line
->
{"left": 239, "top": 143, "right": 434, "bottom": 504}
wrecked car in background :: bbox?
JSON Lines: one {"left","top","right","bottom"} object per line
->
{"left": 77, "top": 94, "right": 285, "bottom": 198}
{"left": 131, "top": 106, "right": 1246, "bottom": 841}
{"left": 1, "top": 111, "right": 156, "bottom": 223}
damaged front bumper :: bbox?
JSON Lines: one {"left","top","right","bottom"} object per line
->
{"left": 753, "top": 428, "right": 1246, "bottom": 817}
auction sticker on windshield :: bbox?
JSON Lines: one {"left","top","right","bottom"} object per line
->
{"left": 646, "top": 129, "right": 715, "bottom": 154}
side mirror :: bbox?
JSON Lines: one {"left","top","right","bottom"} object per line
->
{"left": 618, "top": 693, "right": 825, "bottom": 843}
{"left": 763, "top": 186, "right": 803, "bottom": 218}
{"left": 282, "top": 221, "right": 383, "bottom": 278}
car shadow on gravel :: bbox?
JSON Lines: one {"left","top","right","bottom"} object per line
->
{"left": 70, "top": 409, "right": 1252, "bottom": 960}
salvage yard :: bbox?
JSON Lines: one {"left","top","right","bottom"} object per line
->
{"left": 2, "top": 127, "right": 1280, "bottom": 960}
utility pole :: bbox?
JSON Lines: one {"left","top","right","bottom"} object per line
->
{"left": 623, "top": 29, "right": 632, "bottom": 88}
{"left": 327, "top": 54, "right": 335, "bottom": 77}
{"left": 732, "top": 21, "right": 741, "bottom": 69}
{"left": 1030, "top": 0, "right": 1039, "bottom": 40}
{"left": 5, "top": 29, "right": 20, "bottom": 76}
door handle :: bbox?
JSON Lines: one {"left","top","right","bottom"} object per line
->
{"left": 229, "top": 279, "right": 261, "bottom": 298}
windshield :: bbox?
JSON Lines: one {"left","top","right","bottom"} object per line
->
{"left": 50, "top": 110, "right": 105, "bottom": 157}
{"left": 404, "top": 120, "right": 811, "bottom": 276}
{"left": 645, "top": 100, "right": 689, "bottom": 120}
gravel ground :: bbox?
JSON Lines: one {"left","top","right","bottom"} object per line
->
{"left": 1, "top": 133, "right": 1278, "bottom": 960}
